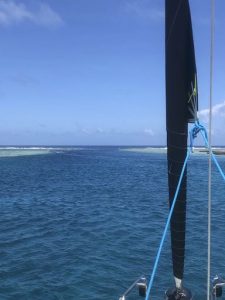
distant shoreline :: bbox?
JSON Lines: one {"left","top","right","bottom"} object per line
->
{"left": 0, "top": 146, "right": 225, "bottom": 157}
{"left": 121, "top": 146, "right": 225, "bottom": 155}
{"left": 0, "top": 145, "right": 225, "bottom": 148}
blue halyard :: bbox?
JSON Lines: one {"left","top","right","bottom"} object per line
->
{"left": 145, "top": 121, "right": 225, "bottom": 300}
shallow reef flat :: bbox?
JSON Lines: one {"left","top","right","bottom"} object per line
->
{"left": 120, "top": 147, "right": 167, "bottom": 154}
{"left": 121, "top": 147, "right": 225, "bottom": 155}
{"left": 0, "top": 149, "right": 51, "bottom": 157}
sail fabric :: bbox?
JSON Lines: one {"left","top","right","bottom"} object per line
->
{"left": 165, "top": 0, "right": 198, "bottom": 280}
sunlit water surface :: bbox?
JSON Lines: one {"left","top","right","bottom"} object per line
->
{"left": 0, "top": 146, "right": 225, "bottom": 300}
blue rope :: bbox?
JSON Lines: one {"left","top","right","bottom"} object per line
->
{"left": 190, "top": 121, "right": 208, "bottom": 150}
{"left": 200, "top": 130, "right": 225, "bottom": 182}
{"left": 145, "top": 121, "right": 225, "bottom": 300}
{"left": 190, "top": 121, "right": 225, "bottom": 181}
{"left": 145, "top": 148, "right": 191, "bottom": 300}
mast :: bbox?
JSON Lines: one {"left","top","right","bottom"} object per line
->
{"left": 165, "top": 0, "right": 198, "bottom": 291}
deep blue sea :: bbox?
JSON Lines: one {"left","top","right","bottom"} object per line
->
{"left": 0, "top": 146, "right": 225, "bottom": 300}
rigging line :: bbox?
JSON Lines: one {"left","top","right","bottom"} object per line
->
{"left": 200, "top": 130, "right": 225, "bottom": 181}
{"left": 207, "top": 0, "right": 215, "bottom": 299}
{"left": 190, "top": 123, "right": 225, "bottom": 182}
{"left": 188, "top": 79, "right": 198, "bottom": 118}
{"left": 190, "top": 122, "right": 225, "bottom": 181}
{"left": 188, "top": 80, "right": 197, "bottom": 104}
{"left": 145, "top": 148, "right": 191, "bottom": 300}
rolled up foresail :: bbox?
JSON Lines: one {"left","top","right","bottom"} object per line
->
{"left": 165, "top": 0, "right": 198, "bottom": 287}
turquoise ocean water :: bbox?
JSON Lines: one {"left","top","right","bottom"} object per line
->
{"left": 0, "top": 146, "right": 225, "bottom": 300}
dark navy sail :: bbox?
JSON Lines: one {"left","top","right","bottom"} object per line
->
{"left": 165, "top": 0, "right": 198, "bottom": 283}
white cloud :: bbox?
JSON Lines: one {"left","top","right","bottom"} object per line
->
{"left": 96, "top": 128, "right": 104, "bottom": 133}
{"left": 144, "top": 128, "right": 154, "bottom": 136}
{"left": 198, "top": 101, "right": 225, "bottom": 121}
{"left": 81, "top": 128, "right": 90, "bottom": 135}
{"left": 0, "top": 1, "right": 63, "bottom": 27}
{"left": 123, "top": 0, "right": 163, "bottom": 21}
{"left": 80, "top": 128, "right": 106, "bottom": 135}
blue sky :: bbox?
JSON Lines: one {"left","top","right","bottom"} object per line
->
{"left": 0, "top": 0, "right": 225, "bottom": 145}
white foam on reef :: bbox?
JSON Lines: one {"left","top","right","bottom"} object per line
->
{"left": 121, "top": 147, "right": 225, "bottom": 155}
{"left": 0, "top": 147, "right": 83, "bottom": 157}
{"left": 0, "top": 147, "right": 82, "bottom": 150}
{"left": 120, "top": 147, "right": 167, "bottom": 154}
{"left": 193, "top": 147, "right": 225, "bottom": 156}
{"left": 0, "top": 149, "right": 51, "bottom": 157}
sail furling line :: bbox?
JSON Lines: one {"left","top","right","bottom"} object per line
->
{"left": 165, "top": 0, "right": 198, "bottom": 290}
